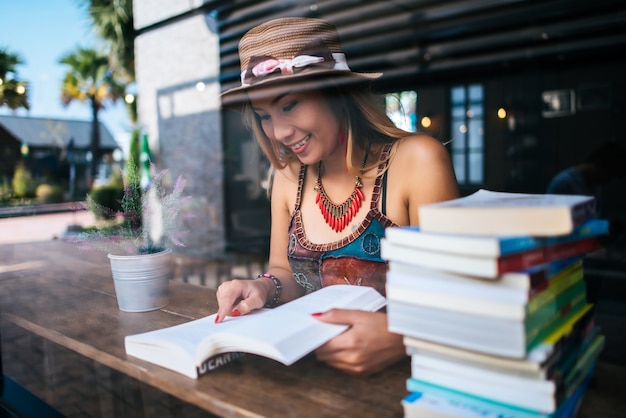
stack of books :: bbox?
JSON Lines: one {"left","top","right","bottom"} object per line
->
{"left": 382, "top": 189, "right": 606, "bottom": 418}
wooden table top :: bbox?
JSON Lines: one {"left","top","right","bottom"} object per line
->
{"left": 0, "top": 240, "right": 409, "bottom": 418}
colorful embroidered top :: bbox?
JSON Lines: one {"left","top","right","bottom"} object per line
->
{"left": 287, "top": 144, "right": 396, "bottom": 296}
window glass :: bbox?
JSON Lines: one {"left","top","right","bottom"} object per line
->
{"left": 468, "top": 119, "right": 483, "bottom": 148}
{"left": 469, "top": 152, "right": 484, "bottom": 183}
{"left": 449, "top": 84, "right": 484, "bottom": 185}
{"left": 386, "top": 90, "right": 417, "bottom": 132}
{"left": 469, "top": 84, "right": 483, "bottom": 101}
{"left": 451, "top": 87, "right": 465, "bottom": 103}
{"left": 452, "top": 154, "right": 466, "bottom": 183}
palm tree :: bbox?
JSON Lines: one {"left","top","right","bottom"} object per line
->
{"left": 79, "top": 0, "right": 136, "bottom": 122}
{"left": 59, "top": 47, "right": 125, "bottom": 186}
{"left": 0, "top": 47, "right": 30, "bottom": 111}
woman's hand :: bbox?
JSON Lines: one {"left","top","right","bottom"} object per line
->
{"left": 312, "top": 309, "right": 407, "bottom": 377}
{"left": 214, "top": 277, "right": 273, "bottom": 323}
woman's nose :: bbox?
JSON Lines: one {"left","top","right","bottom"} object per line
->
{"left": 271, "top": 119, "right": 294, "bottom": 142}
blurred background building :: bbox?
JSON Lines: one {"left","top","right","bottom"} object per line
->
{"left": 132, "top": 0, "right": 626, "bottom": 258}
{"left": 0, "top": 115, "right": 121, "bottom": 199}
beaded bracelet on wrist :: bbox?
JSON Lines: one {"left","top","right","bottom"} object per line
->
{"left": 256, "top": 273, "right": 282, "bottom": 308}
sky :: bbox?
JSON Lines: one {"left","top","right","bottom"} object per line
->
{"left": 1, "top": 0, "right": 131, "bottom": 147}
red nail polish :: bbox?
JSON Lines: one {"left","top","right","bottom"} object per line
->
{"left": 311, "top": 312, "right": 323, "bottom": 317}
{"left": 231, "top": 309, "right": 241, "bottom": 317}
{"left": 214, "top": 314, "right": 220, "bottom": 323}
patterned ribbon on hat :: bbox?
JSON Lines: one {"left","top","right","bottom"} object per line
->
{"left": 240, "top": 38, "right": 351, "bottom": 87}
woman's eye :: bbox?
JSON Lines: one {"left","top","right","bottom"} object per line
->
{"left": 256, "top": 113, "right": 270, "bottom": 121}
{"left": 282, "top": 101, "right": 297, "bottom": 112}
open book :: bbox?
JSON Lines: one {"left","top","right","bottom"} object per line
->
{"left": 125, "top": 285, "right": 386, "bottom": 378}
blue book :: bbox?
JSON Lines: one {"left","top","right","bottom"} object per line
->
{"left": 384, "top": 218, "right": 609, "bottom": 258}
{"left": 404, "top": 370, "right": 593, "bottom": 418}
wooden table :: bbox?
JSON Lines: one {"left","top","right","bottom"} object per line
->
{"left": 2, "top": 240, "right": 625, "bottom": 417}
{"left": 0, "top": 241, "right": 409, "bottom": 417}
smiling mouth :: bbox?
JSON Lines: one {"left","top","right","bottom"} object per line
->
{"left": 290, "top": 135, "right": 310, "bottom": 151}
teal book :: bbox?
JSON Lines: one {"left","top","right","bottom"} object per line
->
{"left": 403, "top": 371, "right": 593, "bottom": 418}
{"left": 406, "top": 334, "right": 604, "bottom": 413}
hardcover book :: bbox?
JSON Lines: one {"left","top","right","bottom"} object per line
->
{"left": 384, "top": 218, "right": 608, "bottom": 258}
{"left": 407, "top": 333, "right": 604, "bottom": 412}
{"left": 125, "top": 285, "right": 386, "bottom": 378}
{"left": 386, "top": 260, "right": 584, "bottom": 320}
{"left": 403, "top": 371, "right": 594, "bottom": 418}
{"left": 403, "top": 305, "right": 596, "bottom": 378}
{"left": 387, "top": 256, "right": 583, "bottom": 305}
{"left": 417, "top": 189, "right": 596, "bottom": 236}
{"left": 381, "top": 235, "right": 601, "bottom": 278}
{"left": 387, "top": 286, "right": 589, "bottom": 358}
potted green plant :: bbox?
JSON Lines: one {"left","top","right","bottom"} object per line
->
{"left": 66, "top": 158, "right": 190, "bottom": 312}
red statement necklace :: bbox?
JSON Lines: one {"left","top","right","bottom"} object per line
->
{"left": 314, "top": 154, "right": 368, "bottom": 232}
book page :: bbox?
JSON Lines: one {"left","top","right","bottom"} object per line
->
{"left": 126, "top": 285, "right": 386, "bottom": 368}
{"left": 425, "top": 189, "right": 592, "bottom": 209}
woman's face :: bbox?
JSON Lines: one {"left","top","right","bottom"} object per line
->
{"left": 251, "top": 89, "right": 341, "bottom": 165}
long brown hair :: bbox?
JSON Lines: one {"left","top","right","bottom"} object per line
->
{"left": 242, "top": 81, "right": 416, "bottom": 176}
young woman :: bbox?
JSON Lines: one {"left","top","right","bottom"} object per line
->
{"left": 216, "top": 17, "right": 459, "bottom": 376}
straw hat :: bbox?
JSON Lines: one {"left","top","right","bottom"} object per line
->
{"left": 221, "top": 17, "right": 382, "bottom": 104}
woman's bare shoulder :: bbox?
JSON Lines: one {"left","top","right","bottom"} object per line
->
{"left": 270, "top": 161, "right": 303, "bottom": 204}
{"left": 273, "top": 161, "right": 302, "bottom": 184}
{"left": 389, "top": 134, "right": 459, "bottom": 211}
{"left": 392, "top": 134, "right": 451, "bottom": 165}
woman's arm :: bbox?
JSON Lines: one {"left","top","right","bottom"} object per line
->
{"left": 312, "top": 310, "right": 406, "bottom": 376}
{"left": 215, "top": 165, "right": 305, "bottom": 321}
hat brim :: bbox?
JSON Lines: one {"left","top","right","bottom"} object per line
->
{"left": 220, "top": 69, "right": 382, "bottom": 107}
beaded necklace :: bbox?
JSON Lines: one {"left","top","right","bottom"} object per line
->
{"left": 314, "top": 153, "right": 368, "bottom": 232}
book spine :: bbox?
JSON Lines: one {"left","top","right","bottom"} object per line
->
{"left": 499, "top": 235, "right": 599, "bottom": 276}
{"left": 535, "top": 306, "right": 595, "bottom": 370}
{"left": 526, "top": 287, "right": 587, "bottom": 352}
{"left": 570, "top": 199, "right": 597, "bottom": 229}
{"left": 560, "top": 335, "right": 604, "bottom": 399}
{"left": 544, "top": 218, "right": 609, "bottom": 245}
{"left": 196, "top": 352, "right": 245, "bottom": 376}
{"left": 525, "top": 279, "right": 586, "bottom": 336}
{"left": 530, "top": 258, "right": 582, "bottom": 297}
{"left": 546, "top": 326, "right": 601, "bottom": 389}
{"left": 527, "top": 265, "right": 584, "bottom": 315}
{"left": 544, "top": 237, "right": 601, "bottom": 263}
{"left": 498, "top": 248, "right": 546, "bottom": 274}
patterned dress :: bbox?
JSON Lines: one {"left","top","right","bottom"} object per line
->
{"left": 287, "top": 143, "right": 396, "bottom": 297}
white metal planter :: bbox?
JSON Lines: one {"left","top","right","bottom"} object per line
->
{"left": 108, "top": 249, "right": 172, "bottom": 312}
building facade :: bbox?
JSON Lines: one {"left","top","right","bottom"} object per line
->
{"left": 0, "top": 115, "right": 120, "bottom": 199}
{"left": 133, "top": 0, "right": 626, "bottom": 258}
